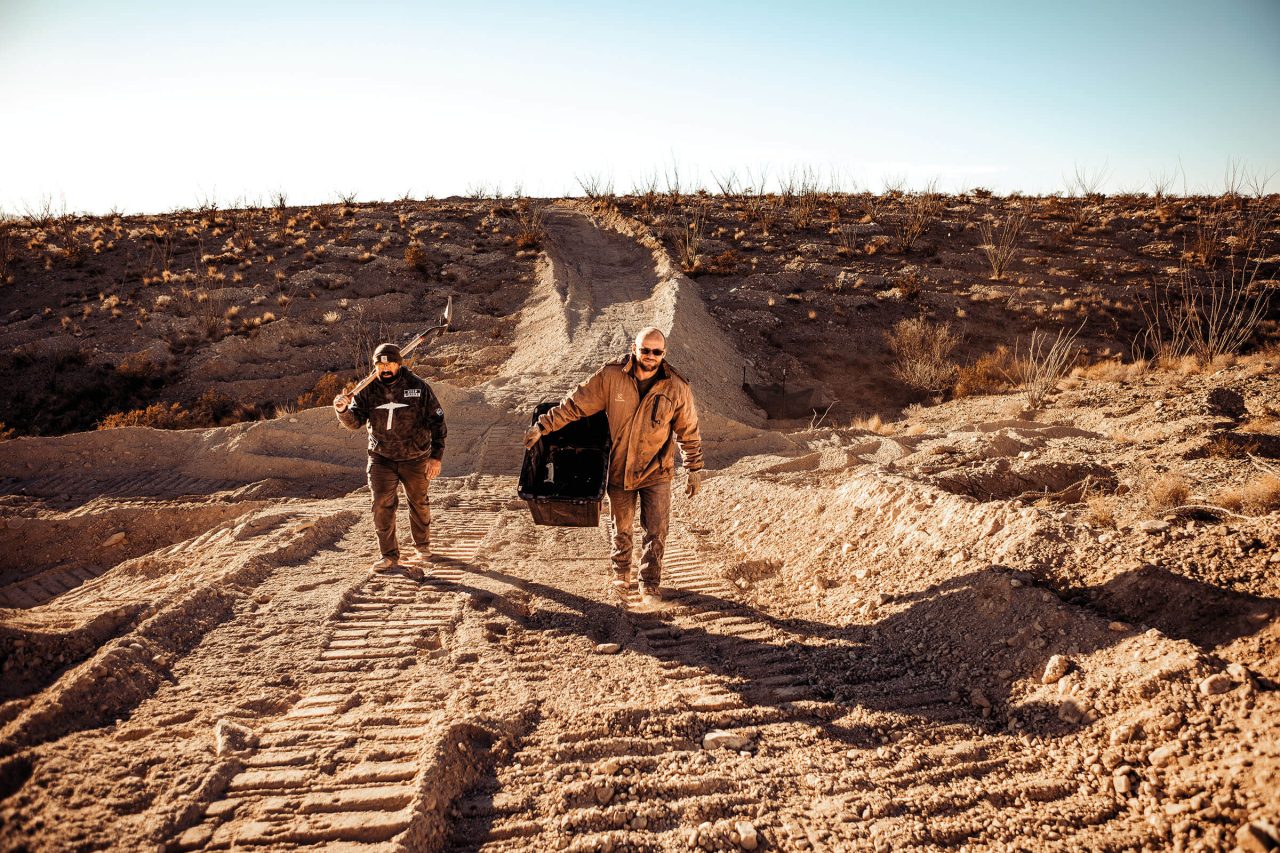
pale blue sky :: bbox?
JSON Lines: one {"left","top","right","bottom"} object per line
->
{"left": 1, "top": 0, "right": 1277, "bottom": 214}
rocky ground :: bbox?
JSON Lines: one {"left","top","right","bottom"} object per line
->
{"left": 0, "top": 199, "right": 1278, "bottom": 852}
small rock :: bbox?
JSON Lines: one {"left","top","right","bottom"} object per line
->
{"left": 736, "top": 821, "right": 759, "bottom": 850}
{"left": 593, "top": 784, "right": 614, "bottom": 805}
{"left": 1009, "top": 578, "right": 1023, "bottom": 588}
{"left": 1236, "top": 820, "right": 1280, "bottom": 853}
{"left": 1058, "top": 698, "right": 1086, "bottom": 724}
{"left": 1199, "top": 673, "right": 1236, "bottom": 695}
{"left": 1148, "top": 742, "right": 1180, "bottom": 768}
{"left": 702, "top": 730, "right": 752, "bottom": 751}
{"left": 969, "top": 688, "right": 991, "bottom": 709}
{"left": 214, "top": 718, "right": 257, "bottom": 756}
{"left": 101, "top": 531, "right": 126, "bottom": 548}
{"left": 1042, "top": 654, "right": 1071, "bottom": 684}
{"left": 1109, "top": 724, "right": 1137, "bottom": 746}
{"left": 1113, "top": 771, "right": 1133, "bottom": 795}
{"left": 1137, "top": 520, "right": 1169, "bottom": 534}
{"left": 1108, "top": 621, "right": 1129, "bottom": 632}
{"left": 1204, "top": 387, "right": 1247, "bottom": 420}
{"left": 594, "top": 643, "right": 621, "bottom": 655}
{"left": 1226, "top": 662, "right": 1252, "bottom": 682}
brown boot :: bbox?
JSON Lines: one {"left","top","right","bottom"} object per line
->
{"left": 610, "top": 569, "right": 631, "bottom": 603}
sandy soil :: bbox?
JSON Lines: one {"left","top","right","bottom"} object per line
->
{"left": 0, "top": 203, "right": 1278, "bottom": 852}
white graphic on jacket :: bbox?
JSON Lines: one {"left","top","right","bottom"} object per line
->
{"left": 377, "top": 401, "right": 409, "bottom": 430}
{"left": 334, "top": 367, "right": 447, "bottom": 461}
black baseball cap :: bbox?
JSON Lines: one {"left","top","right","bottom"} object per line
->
{"left": 373, "top": 343, "right": 402, "bottom": 363}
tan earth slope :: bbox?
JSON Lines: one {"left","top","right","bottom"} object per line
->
{"left": 1, "top": 206, "right": 1278, "bottom": 853}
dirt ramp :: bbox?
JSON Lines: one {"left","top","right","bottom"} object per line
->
{"left": 487, "top": 205, "right": 763, "bottom": 437}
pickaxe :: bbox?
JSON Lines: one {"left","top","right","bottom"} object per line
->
{"left": 343, "top": 296, "right": 454, "bottom": 400}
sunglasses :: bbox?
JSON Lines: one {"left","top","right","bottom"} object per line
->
{"left": 638, "top": 347, "right": 664, "bottom": 356}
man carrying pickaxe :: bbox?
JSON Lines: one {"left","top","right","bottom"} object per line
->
{"left": 334, "top": 301, "right": 451, "bottom": 580}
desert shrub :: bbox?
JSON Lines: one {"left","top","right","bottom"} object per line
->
{"left": 706, "top": 249, "right": 739, "bottom": 275}
{"left": 1146, "top": 472, "right": 1190, "bottom": 512}
{"left": 404, "top": 241, "right": 430, "bottom": 273}
{"left": 885, "top": 317, "right": 959, "bottom": 393}
{"left": 115, "top": 351, "right": 162, "bottom": 381}
{"left": 892, "top": 182, "right": 943, "bottom": 252}
{"left": 1014, "top": 326, "right": 1081, "bottom": 407}
{"left": 514, "top": 201, "right": 546, "bottom": 250}
{"left": 891, "top": 268, "right": 923, "bottom": 300}
{"left": 0, "top": 218, "right": 16, "bottom": 284}
{"left": 1136, "top": 263, "right": 1270, "bottom": 365}
{"left": 1215, "top": 475, "right": 1280, "bottom": 515}
{"left": 977, "top": 214, "right": 1026, "bottom": 280}
{"left": 296, "top": 373, "right": 348, "bottom": 410}
{"left": 675, "top": 207, "right": 705, "bottom": 274}
{"left": 954, "top": 345, "right": 1016, "bottom": 397}
{"left": 0, "top": 423, "right": 15, "bottom": 441}
{"left": 575, "top": 173, "right": 614, "bottom": 201}
{"left": 98, "top": 402, "right": 191, "bottom": 430}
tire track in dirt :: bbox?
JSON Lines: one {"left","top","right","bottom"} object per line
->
{"left": 1, "top": 471, "right": 244, "bottom": 502}
{"left": 167, "top": 479, "right": 511, "bottom": 851}
{"left": 1, "top": 507, "right": 358, "bottom": 758}
{"left": 433, "top": 501, "right": 1166, "bottom": 852}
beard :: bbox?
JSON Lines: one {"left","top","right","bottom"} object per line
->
{"left": 378, "top": 369, "right": 397, "bottom": 381}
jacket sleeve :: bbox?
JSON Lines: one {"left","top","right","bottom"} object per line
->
{"left": 337, "top": 385, "right": 370, "bottom": 430}
{"left": 536, "top": 367, "right": 609, "bottom": 435}
{"left": 672, "top": 384, "right": 704, "bottom": 472}
{"left": 422, "top": 384, "right": 446, "bottom": 460}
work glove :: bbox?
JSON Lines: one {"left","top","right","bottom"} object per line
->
{"left": 523, "top": 424, "right": 543, "bottom": 450}
{"left": 685, "top": 469, "right": 703, "bottom": 498}
{"left": 333, "top": 393, "right": 351, "bottom": 413}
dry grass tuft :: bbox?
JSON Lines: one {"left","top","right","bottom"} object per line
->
{"left": 1214, "top": 475, "right": 1280, "bottom": 515}
{"left": 850, "top": 414, "right": 895, "bottom": 435}
{"left": 1073, "top": 358, "right": 1148, "bottom": 383}
{"left": 1085, "top": 494, "right": 1117, "bottom": 528}
{"left": 954, "top": 345, "right": 1016, "bottom": 397}
{"left": 1146, "top": 472, "right": 1190, "bottom": 512}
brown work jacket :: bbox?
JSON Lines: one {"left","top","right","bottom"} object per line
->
{"left": 537, "top": 355, "right": 704, "bottom": 491}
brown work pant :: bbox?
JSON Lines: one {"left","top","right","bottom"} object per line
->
{"left": 368, "top": 454, "right": 431, "bottom": 560}
{"left": 607, "top": 481, "right": 670, "bottom": 584}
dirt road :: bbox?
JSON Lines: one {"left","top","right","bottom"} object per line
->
{"left": 1, "top": 207, "right": 1275, "bottom": 852}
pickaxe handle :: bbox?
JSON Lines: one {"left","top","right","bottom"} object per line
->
{"left": 345, "top": 296, "right": 453, "bottom": 398}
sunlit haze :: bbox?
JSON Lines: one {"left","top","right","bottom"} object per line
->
{"left": 2, "top": 0, "right": 1278, "bottom": 214}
